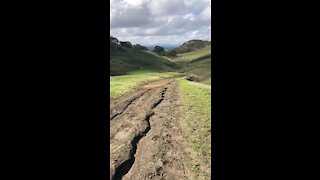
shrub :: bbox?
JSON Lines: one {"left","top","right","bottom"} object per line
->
{"left": 165, "top": 50, "right": 177, "bottom": 57}
{"left": 120, "top": 41, "right": 132, "bottom": 48}
{"left": 185, "top": 74, "right": 200, "bottom": 82}
{"left": 133, "top": 44, "right": 148, "bottom": 51}
{"left": 153, "top": 46, "right": 165, "bottom": 56}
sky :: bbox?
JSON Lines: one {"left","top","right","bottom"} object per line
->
{"left": 110, "top": 0, "right": 211, "bottom": 46}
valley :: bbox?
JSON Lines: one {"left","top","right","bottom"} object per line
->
{"left": 110, "top": 37, "right": 212, "bottom": 179}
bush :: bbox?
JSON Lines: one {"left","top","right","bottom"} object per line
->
{"left": 185, "top": 74, "right": 200, "bottom": 82}
{"left": 110, "top": 36, "right": 119, "bottom": 44}
{"left": 165, "top": 50, "right": 177, "bottom": 57}
{"left": 133, "top": 44, "right": 148, "bottom": 51}
{"left": 120, "top": 41, "right": 132, "bottom": 48}
{"left": 153, "top": 46, "right": 165, "bottom": 56}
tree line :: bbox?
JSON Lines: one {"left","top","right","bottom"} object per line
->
{"left": 110, "top": 36, "right": 177, "bottom": 57}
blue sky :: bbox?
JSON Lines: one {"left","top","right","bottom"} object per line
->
{"left": 110, "top": 0, "right": 211, "bottom": 46}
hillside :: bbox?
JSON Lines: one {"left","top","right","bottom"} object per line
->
{"left": 110, "top": 36, "right": 177, "bottom": 75}
{"left": 173, "top": 39, "right": 211, "bottom": 54}
{"left": 171, "top": 46, "right": 211, "bottom": 85}
{"left": 145, "top": 44, "right": 178, "bottom": 51}
{"left": 173, "top": 45, "right": 211, "bottom": 62}
{"left": 110, "top": 36, "right": 211, "bottom": 85}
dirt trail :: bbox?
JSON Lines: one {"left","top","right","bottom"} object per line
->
{"left": 110, "top": 79, "right": 195, "bottom": 180}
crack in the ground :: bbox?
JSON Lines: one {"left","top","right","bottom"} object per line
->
{"left": 112, "top": 87, "right": 168, "bottom": 180}
{"left": 110, "top": 89, "right": 150, "bottom": 121}
{"left": 151, "top": 87, "right": 167, "bottom": 109}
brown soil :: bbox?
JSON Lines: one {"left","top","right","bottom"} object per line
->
{"left": 110, "top": 79, "right": 196, "bottom": 180}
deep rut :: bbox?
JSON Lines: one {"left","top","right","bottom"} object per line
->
{"left": 110, "top": 89, "right": 150, "bottom": 120}
{"left": 110, "top": 79, "right": 195, "bottom": 180}
{"left": 113, "top": 88, "right": 167, "bottom": 180}
{"left": 112, "top": 111, "right": 153, "bottom": 179}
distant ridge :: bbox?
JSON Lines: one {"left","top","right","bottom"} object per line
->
{"left": 144, "top": 45, "right": 178, "bottom": 51}
{"left": 173, "top": 39, "right": 211, "bottom": 53}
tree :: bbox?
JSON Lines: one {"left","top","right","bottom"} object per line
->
{"left": 110, "top": 36, "right": 121, "bottom": 49}
{"left": 133, "top": 44, "right": 148, "bottom": 51}
{"left": 165, "top": 50, "right": 177, "bottom": 57}
{"left": 120, "top": 41, "right": 132, "bottom": 48}
{"left": 153, "top": 46, "right": 165, "bottom": 56}
{"left": 110, "top": 36, "right": 119, "bottom": 44}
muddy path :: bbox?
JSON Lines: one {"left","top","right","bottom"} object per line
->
{"left": 110, "top": 79, "right": 195, "bottom": 180}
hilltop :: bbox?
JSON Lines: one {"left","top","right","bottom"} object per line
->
{"left": 173, "top": 39, "right": 211, "bottom": 54}
{"left": 144, "top": 44, "right": 178, "bottom": 51}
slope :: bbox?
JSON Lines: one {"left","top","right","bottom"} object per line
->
{"left": 110, "top": 47, "right": 177, "bottom": 76}
{"left": 173, "top": 39, "right": 211, "bottom": 54}
{"left": 171, "top": 46, "right": 211, "bottom": 85}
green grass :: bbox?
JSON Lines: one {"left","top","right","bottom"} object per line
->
{"left": 172, "top": 46, "right": 211, "bottom": 62}
{"left": 110, "top": 48, "right": 177, "bottom": 75}
{"left": 178, "top": 78, "right": 211, "bottom": 179}
{"left": 169, "top": 46, "right": 211, "bottom": 85}
{"left": 110, "top": 47, "right": 181, "bottom": 101}
{"left": 184, "top": 57, "right": 211, "bottom": 85}
{"left": 110, "top": 71, "right": 178, "bottom": 101}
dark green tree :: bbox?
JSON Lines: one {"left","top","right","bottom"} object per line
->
{"left": 153, "top": 46, "right": 165, "bottom": 56}
{"left": 133, "top": 44, "right": 148, "bottom": 51}
{"left": 120, "top": 41, "right": 132, "bottom": 48}
{"left": 110, "top": 36, "right": 119, "bottom": 44}
{"left": 165, "top": 50, "right": 177, "bottom": 57}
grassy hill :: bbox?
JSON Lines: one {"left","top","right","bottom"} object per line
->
{"left": 110, "top": 36, "right": 178, "bottom": 75}
{"left": 170, "top": 45, "right": 211, "bottom": 85}
{"left": 110, "top": 47, "right": 177, "bottom": 75}
{"left": 173, "top": 45, "right": 211, "bottom": 62}
{"left": 110, "top": 36, "right": 183, "bottom": 101}
{"left": 173, "top": 39, "right": 211, "bottom": 54}
{"left": 110, "top": 36, "right": 211, "bottom": 102}
{"left": 185, "top": 57, "right": 211, "bottom": 85}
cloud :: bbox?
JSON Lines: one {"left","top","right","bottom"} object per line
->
{"left": 110, "top": 0, "right": 211, "bottom": 45}
{"left": 110, "top": 2, "right": 152, "bottom": 28}
{"left": 148, "top": 0, "right": 186, "bottom": 16}
{"left": 199, "top": 6, "right": 211, "bottom": 25}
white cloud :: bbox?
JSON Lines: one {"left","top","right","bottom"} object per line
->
{"left": 148, "top": 0, "right": 186, "bottom": 16}
{"left": 200, "top": 6, "right": 211, "bottom": 25}
{"left": 122, "top": 0, "right": 149, "bottom": 6}
{"left": 110, "top": 0, "right": 211, "bottom": 45}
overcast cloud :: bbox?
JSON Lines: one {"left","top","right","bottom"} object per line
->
{"left": 110, "top": 0, "right": 211, "bottom": 46}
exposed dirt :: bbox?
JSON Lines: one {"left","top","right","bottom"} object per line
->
{"left": 110, "top": 79, "right": 196, "bottom": 180}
